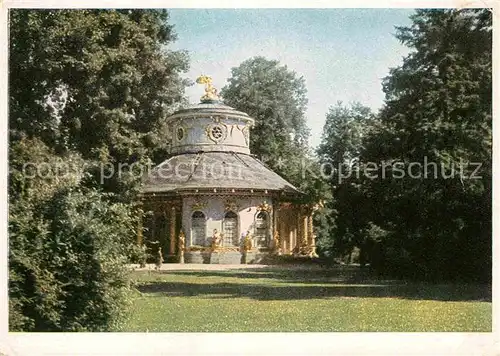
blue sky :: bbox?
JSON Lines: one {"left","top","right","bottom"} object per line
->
{"left": 167, "top": 9, "right": 414, "bottom": 147}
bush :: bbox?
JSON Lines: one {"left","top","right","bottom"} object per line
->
{"left": 9, "top": 138, "right": 137, "bottom": 331}
{"left": 9, "top": 187, "right": 136, "bottom": 331}
{"left": 128, "top": 243, "right": 148, "bottom": 266}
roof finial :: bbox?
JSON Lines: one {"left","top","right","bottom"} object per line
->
{"left": 196, "top": 75, "right": 219, "bottom": 102}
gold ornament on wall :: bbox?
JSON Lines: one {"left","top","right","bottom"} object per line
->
{"left": 191, "top": 199, "right": 207, "bottom": 211}
{"left": 257, "top": 201, "right": 271, "bottom": 212}
{"left": 224, "top": 200, "right": 239, "bottom": 212}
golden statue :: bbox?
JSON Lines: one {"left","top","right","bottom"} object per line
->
{"left": 196, "top": 75, "right": 219, "bottom": 102}
{"left": 243, "top": 231, "right": 252, "bottom": 252}
{"left": 178, "top": 231, "right": 186, "bottom": 252}
{"left": 257, "top": 201, "right": 271, "bottom": 212}
{"left": 272, "top": 230, "right": 281, "bottom": 254}
{"left": 178, "top": 230, "right": 186, "bottom": 264}
{"left": 211, "top": 228, "right": 222, "bottom": 250}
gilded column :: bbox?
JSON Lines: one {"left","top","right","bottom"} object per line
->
{"left": 279, "top": 219, "right": 286, "bottom": 253}
{"left": 272, "top": 203, "right": 280, "bottom": 254}
{"left": 295, "top": 209, "right": 302, "bottom": 253}
{"left": 137, "top": 207, "right": 143, "bottom": 245}
{"left": 169, "top": 206, "right": 177, "bottom": 256}
{"left": 178, "top": 231, "right": 185, "bottom": 264}
{"left": 278, "top": 205, "right": 286, "bottom": 253}
{"left": 310, "top": 214, "right": 318, "bottom": 257}
{"left": 308, "top": 214, "right": 314, "bottom": 246}
{"left": 311, "top": 204, "right": 320, "bottom": 257}
{"left": 302, "top": 212, "right": 308, "bottom": 254}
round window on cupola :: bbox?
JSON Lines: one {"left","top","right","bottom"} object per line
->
{"left": 176, "top": 126, "right": 185, "bottom": 141}
{"left": 207, "top": 123, "right": 226, "bottom": 143}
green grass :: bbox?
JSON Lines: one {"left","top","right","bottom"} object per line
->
{"left": 122, "top": 267, "right": 491, "bottom": 332}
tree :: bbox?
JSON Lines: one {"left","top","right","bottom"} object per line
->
{"left": 221, "top": 57, "right": 310, "bottom": 184}
{"left": 9, "top": 9, "right": 190, "bottom": 200}
{"left": 361, "top": 9, "right": 492, "bottom": 281}
{"left": 318, "top": 102, "right": 374, "bottom": 166}
{"left": 221, "top": 57, "right": 331, "bottom": 249}
{"left": 9, "top": 138, "right": 138, "bottom": 331}
{"left": 316, "top": 102, "right": 376, "bottom": 262}
{"left": 8, "top": 9, "right": 188, "bottom": 330}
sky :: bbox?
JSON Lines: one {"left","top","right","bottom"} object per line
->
{"left": 167, "top": 9, "right": 414, "bottom": 147}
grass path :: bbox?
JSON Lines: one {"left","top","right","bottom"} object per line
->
{"left": 122, "top": 267, "right": 491, "bottom": 332}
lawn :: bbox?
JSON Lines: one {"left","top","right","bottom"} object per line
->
{"left": 122, "top": 266, "right": 491, "bottom": 332}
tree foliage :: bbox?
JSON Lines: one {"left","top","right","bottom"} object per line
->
{"left": 369, "top": 9, "right": 492, "bottom": 281}
{"left": 318, "top": 9, "right": 492, "bottom": 280}
{"left": 221, "top": 57, "right": 310, "bottom": 180}
{"left": 221, "top": 57, "right": 331, "bottom": 243}
{"left": 318, "top": 102, "right": 375, "bottom": 165}
{"left": 9, "top": 9, "right": 190, "bottom": 200}
{"left": 8, "top": 9, "right": 188, "bottom": 330}
{"left": 9, "top": 138, "right": 137, "bottom": 331}
{"left": 316, "top": 102, "right": 377, "bottom": 262}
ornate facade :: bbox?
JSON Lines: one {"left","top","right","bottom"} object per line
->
{"left": 138, "top": 76, "right": 317, "bottom": 264}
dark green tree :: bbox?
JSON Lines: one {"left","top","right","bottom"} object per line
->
{"left": 316, "top": 102, "right": 376, "bottom": 262}
{"left": 221, "top": 57, "right": 331, "bottom": 249}
{"left": 221, "top": 57, "right": 310, "bottom": 182}
{"left": 361, "top": 9, "right": 492, "bottom": 281}
{"left": 9, "top": 138, "right": 138, "bottom": 331}
{"left": 8, "top": 9, "right": 188, "bottom": 330}
{"left": 318, "top": 102, "right": 374, "bottom": 165}
{"left": 9, "top": 9, "right": 190, "bottom": 200}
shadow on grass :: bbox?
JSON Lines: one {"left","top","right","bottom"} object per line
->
{"left": 135, "top": 267, "right": 491, "bottom": 302}
{"left": 158, "top": 267, "right": 373, "bottom": 284}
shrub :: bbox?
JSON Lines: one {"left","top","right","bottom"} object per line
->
{"left": 9, "top": 190, "right": 137, "bottom": 331}
{"left": 9, "top": 138, "right": 137, "bottom": 331}
{"left": 9, "top": 187, "right": 136, "bottom": 331}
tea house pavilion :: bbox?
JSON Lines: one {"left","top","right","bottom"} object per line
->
{"left": 138, "top": 76, "right": 317, "bottom": 264}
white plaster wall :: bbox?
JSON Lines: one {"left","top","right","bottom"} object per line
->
{"left": 170, "top": 117, "right": 251, "bottom": 154}
{"left": 182, "top": 196, "right": 273, "bottom": 247}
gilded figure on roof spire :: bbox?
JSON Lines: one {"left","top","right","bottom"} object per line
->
{"left": 196, "top": 75, "right": 219, "bottom": 102}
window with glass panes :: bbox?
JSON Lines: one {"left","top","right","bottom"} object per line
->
{"left": 223, "top": 211, "right": 239, "bottom": 246}
{"left": 191, "top": 211, "right": 206, "bottom": 246}
{"left": 254, "top": 211, "right": 269, "bottom": 247}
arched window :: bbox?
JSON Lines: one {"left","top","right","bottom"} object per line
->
{"left": 191, "top": 211, "right": 206, "bottom": 246}
{"left": 223, "top": 211, "right": 239, "bottom": 246}
{"left": 254, "top": 211, "right": 269, "bottom": 247}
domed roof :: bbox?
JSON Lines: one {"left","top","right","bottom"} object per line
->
{"left": 139, "top": 76, "right": 302, "bottom": 197}
{"left": 141, "top": 151, "right": 300, "bottom": 195}
{"left": 166, "top": 100, "right": 253, "bottom": 123}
